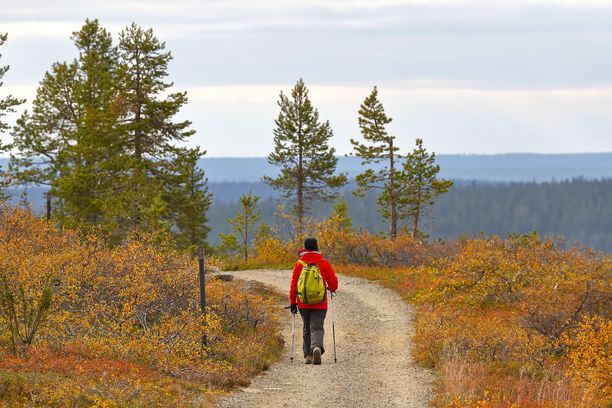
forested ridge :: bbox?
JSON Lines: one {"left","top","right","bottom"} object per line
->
{"left": 207, "top": 177, "right": 612, "bottom": 251}
{"left": 9, "top": 177, "right": 612, "bottom": 251}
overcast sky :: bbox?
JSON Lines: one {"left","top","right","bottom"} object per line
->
{"left": 1, "top": 0, "right": 612, "bottom": 157}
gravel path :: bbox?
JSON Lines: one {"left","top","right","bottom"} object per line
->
{"left": 216, "top": 269, "right": 433, "bottom": 408}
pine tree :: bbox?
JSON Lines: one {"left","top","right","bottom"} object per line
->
{"left": 228, "top": 192, "right": 261, "bottom": 261}
{"left": 400, "top": 138, "right": 453, "bottom": 238}
{"left": 330, "top": 195, "right": 353, "bottom": 232}
{"left": 55, "top": 20, "right": 121, "bottom": 227}
{"left": 10, "top": 20, "right": 120, "bottom": 226}
{"left": 351, "top": 86, "right": 405, "bottom": 238}
{"left": 264, "top": 79, "right": 347, "bottom": 240}
{"left": 10, "top": 61, "right": 78, "bottom": 187}
{"left": 112, "top": 23, "right": 198, "bottom": 238}
{"left": 166, "top": 147, "right": 212, "bottom": 250}
{"left": 0, "top": 33, "right": 25, "bottom": 200}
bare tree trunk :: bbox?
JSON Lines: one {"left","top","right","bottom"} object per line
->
{"left": 412, "top": 185, "right": 422, "bottom": 238}
{"left": 389, "top": 139, "right": 397, "bottom": 239}
{"left": 412, "top": 204, "right": 420, "bottom": 238}
{"left": 244, "top": 223, "right": 249, "bottom": 261}
{"left": 297, "top": 164, "right": 303, "bottom": 242}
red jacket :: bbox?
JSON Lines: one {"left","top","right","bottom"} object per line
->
{"left": 289, "top": 251, "right": 338, "bottom": 310}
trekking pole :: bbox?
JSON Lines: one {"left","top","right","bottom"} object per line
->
{"left": 330, "top": 290, "right": 337, "bottom": 363}
{"left": 290, "top": 312, "right": 296, "bottom": 364}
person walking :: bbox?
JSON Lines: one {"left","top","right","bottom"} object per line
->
{"left": 289, "top": 237, "right": 338, "bottom": 365}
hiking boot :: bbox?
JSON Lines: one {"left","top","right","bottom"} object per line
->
{"left": 305, "top": 354, "right": 313, "bottom": 364}
{"left": 312, "top": 347, "right": 322, "bottom": 365}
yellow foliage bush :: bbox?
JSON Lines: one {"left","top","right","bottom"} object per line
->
{"left": 317, "top": 231, "right": 611, "bottom": 408}
{"left": 0, "top": 206, "right": 283, "bottom": 404}
{"left": 249, "top": 235, "right": 295, "bottom": 268}
{"left": 412, "top": 234, "right": 611, "bottom": 407}
{"left": 307, "top": 216, "right": 456, "bottom": 267}
{"left": 564, "top": 316, "right": 611, "bottom": 405}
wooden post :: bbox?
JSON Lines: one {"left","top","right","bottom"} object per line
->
{"left": 197, "top": 246, "right": 207, "bottom": 347}
{"left": 46, "top": 191, "right": 51, "bottom": 221}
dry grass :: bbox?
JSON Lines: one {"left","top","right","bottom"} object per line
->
{"left": 437, "top": 358, "right": 594, "bottom": 408}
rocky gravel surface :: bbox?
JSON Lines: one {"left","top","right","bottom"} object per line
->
{"left": 217, "top": 269, "right": 433, "bottom": 408}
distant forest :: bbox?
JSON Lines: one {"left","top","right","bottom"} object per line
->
{"left": 207, "top": 178, "right": 612, "bottom": 251}
{"left": 7, "top": 177, "right": 612, "bottom": 252}
{"left": 3, "top": 153, "right": 612, "bottom": 183}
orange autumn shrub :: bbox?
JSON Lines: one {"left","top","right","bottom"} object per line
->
{"left": 563, "top": 316, "right": 611, "bottom": 405}
{"left": 413, "top": 234, "right": 611, "bottom": 407}
{"left": 0, "top": 206, "right": 283, "bottom": 404}
{"left": 303, "top": 228, "right": 611, "bottom": 407}
{"left": 0, "top": 206, "right": 92, "bottom": 357}
{"left": 313, "top": 217, "right": 457, "bottom": 267}
{"left": 247, "top": 235, "right": 295, "bottom": 268}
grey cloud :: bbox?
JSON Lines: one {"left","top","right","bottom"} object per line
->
{"left": 2, "top": 0, "right": 612, "bottom": 156}
{"left": 2, "top": 1, "right": 612, "bottom": 89}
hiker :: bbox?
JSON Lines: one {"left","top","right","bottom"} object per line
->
{"left": 289, "top": 237, "right": 338, "bottom": 365}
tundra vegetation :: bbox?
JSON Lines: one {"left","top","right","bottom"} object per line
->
{"left": 0, "top": 206, "right": 282, "bottom": 405}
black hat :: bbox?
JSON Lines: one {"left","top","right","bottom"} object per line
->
{"left": 304, "top": 237, "right": 318, "bottom": 252}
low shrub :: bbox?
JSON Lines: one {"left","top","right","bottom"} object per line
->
{"left": 0, "top": 206, "right": 284, "bottom": 405}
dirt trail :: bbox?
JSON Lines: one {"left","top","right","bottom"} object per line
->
{"left": 217, "top": 270, "right": 433, "bottom": 408}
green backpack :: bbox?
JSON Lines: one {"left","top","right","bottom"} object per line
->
{"left": 297, "top": 260, "right": 326, "bottom": 305}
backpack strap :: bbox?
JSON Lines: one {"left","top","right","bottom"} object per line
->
{"left": 298, "top": 259, "right": 321, "bottom": 268}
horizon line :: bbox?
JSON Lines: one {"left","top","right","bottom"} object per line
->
{"left": 2, "top": 151, "right": 612, "bottom": 160}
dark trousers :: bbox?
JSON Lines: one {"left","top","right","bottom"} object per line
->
{"left": 299, "top": 308, "right": 327, "bottom": 357}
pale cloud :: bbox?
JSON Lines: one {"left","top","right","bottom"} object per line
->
{"left": 4, "top": 79, "right": 612, "bottom": 156}
{"left": 2, "top": 0, "right": 612, "bottom": 155}
{"left": 180, "top": 83, "right": 612, "bottom": 156}
{"left": 0, "top": 21, "right": 116, "bottom": 39}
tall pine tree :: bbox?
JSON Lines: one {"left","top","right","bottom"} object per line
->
{"left": 55, "top": 20, "right": 121, "bottom": 227}
{"left": 0, "top": 33, "right": 25, "bottom": 200}
{"left": 111, "top": 23, "right": 203, "bottom": 240}
{"left": 400, "top": 138, "right": 453, "bottom": 238}
{"left": 264, "top": 79, "right": 347, "bottom": 240}
{"left": 351, "top": 86, "right": 405, "bottom": 238}
{"left": 10, "top": 19, "right": 120, "bottom": 227}
{"left": 10, "top": 61, "right": 77, "bottom": 187}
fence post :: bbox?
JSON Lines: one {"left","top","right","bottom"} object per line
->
{"left": 46, "top": 191, "right": 52, "bottom": 221}
{"left": 197, "top": 246, "right": 207, "bottom": 347}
